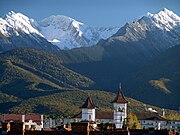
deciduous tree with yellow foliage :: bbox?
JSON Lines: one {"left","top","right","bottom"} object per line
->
{"left": 126, "top": 113, "right": 141, "bottom": 129}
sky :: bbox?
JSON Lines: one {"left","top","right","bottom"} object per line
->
{"left": 0, "top": 0, "right": 180, "bottom": 27}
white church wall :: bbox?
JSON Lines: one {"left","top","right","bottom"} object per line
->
{"left": 113, "top": 103, "right": 127, "bottom": 128}
{"left": 82, "top": 108, "right": 95, "bottom": 121}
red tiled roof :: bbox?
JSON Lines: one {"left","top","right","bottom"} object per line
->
{"left": 0, "top": 114, "right": 42, "bottom": 125}
{"left": 96, "top": 111, "right": 113, "bottom": 119}
{"left": 0, "top": 114, "right": 22, "bottom": 122}
{"left": 80, "top": 96, "right": 96, "bottom": 109}
{"left": 25, "top": 114, "right": 41, "bottom": 121}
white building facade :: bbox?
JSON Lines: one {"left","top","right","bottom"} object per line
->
{"left": 82, "top": 108, "right": 95, "bottom": 122}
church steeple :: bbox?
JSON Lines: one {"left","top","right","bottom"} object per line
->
{"left": 80, "top": 96, "right": 96, "bottom": 121}
{"left": 80, "top": 96, "right": 96, "bottom": 109}
{"left": 112, "top": 83, "right": 128, "bottom": 103}
{"left": 112, "top": 83, "right": 128, "bottom": 129}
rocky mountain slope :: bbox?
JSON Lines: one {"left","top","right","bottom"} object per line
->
{"left": 105, "top": 8, "right": 180, "bottom": 53}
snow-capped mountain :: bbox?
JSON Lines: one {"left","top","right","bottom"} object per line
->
{"left": 108, "top": 8, "right": 180, "bottom": 51}
{"left": 0, "top": 8, "right": 179, "bottom": 52}
{"left": 146, "top": 8, "right": 180, "bottom": 31}
{"left": 39, "top": 8, "right": 179, "bottom": 50}
{"left": 0, "top": 11, "right": 119, "bottom": 51}
{"left": 1, "top": 11, "right": 43, "bottom": 37}
{"left": 38, "top": 15, "right": 119, "bottom": 49}
{"left": 0, "top": 11, "right": 59, "bottom": 52}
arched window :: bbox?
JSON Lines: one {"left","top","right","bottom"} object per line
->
{"left": 118, "top": 107, "right": 125, "bottom": 112}
{"left": 118, "top": 107, "right": 122, "bottom": 112}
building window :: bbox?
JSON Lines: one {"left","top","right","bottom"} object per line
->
{"left": 89, "top": 115, "right": 91, "bottom": 120}
{"left": 120, "top": 116, "right": 122, "bottom": 121}
{"left": 118, "top": 107, "right": 125, "bottom": 112}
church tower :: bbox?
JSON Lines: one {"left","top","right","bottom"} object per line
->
{"left": 80, "top": 96, "right": 96, "bottom": 121}
{"left": 112, "top": 83, "right": 128, "bottom": 128}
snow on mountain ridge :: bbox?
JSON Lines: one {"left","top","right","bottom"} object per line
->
{"left": 109, "top": 8, "right": 180, "bottom": 52}
{"left": 0, "top": 11, "right": 61, "bottom": 52}
{"left": 39, "top": 8, "right": 180, "bottom": 50}
{"left": 38, "top": 15, "right": 119, "bottom": 49}
{"left": 146, "top": 8, "right": 180, "bottom": 31}
{"left": 4, "top": 11, "right": 44, "bottom": 37}
{"left": 0, "top": 18, "right": 10, "bottom": 36}
{"left": 1, "top": 9, "right": 179, "bottom": 50}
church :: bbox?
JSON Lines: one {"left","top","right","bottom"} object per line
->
{"left": 43, "top": 84, "right": 180, "bottom": 131}
{"left": 79, "top": 83, "right": 128, "bottom": 129}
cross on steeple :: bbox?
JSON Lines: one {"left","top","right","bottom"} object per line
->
{"left": 119, "top": 82, "right": 122, "bottom": 90}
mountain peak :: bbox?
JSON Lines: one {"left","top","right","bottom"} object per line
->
{"left": 157, "top": 8, "right": 180, "bottom": 20}
{"left": 3, "top": 11, "right": 43, "bottom": 36}
{"left": 144, "top": 8, "right": 180, "bottom": 31}
{"left": 40, "top": 15, "right": 84, "bottom": 28}
{"left": 162, "top": 8, "right": 174, "bottom": 15}
{"left": 6, "top": 11, "right": 29, "bottom": 22}
{"left": 146, "top": 8, "right": 179, "bottom": 20}
{"left": 8, "top": 11, "right": 15, "bottom": 15}
{"left": 147, "top": 12, "right": 154, "bottom": 18}
{"left": 108, "top": 8, "right": 180, "bottom": 49}
{"left": 39, "top": 14, "right": 119, "bottom": 49}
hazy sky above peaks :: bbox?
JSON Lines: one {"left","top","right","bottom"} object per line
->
{"left": 0, "top": 0, "right": 180, "bottom": 27}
